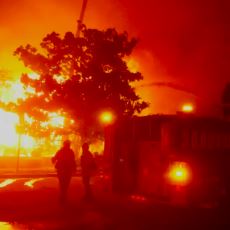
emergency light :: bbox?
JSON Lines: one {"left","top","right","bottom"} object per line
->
{"left": 167, "top": 161, "right": 191, "bottom": 186}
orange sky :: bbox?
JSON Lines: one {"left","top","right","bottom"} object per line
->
{"left": 0, "top": 0, "right": 229, "bottom": 116}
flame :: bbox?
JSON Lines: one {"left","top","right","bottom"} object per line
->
{"left": 0, "top": 179, "right": 16, "bottom": 188}
{"left": 48, "top": 112, "right": 65, "bottom": 128}
{"left": 126, "top": 58, "right": 140, "bottom": 73}
{"left": 24, "top": 114, "right": 34, "bottom": 125}
{"left": 53, "top": 75, "right": 67, "bottom": 84}
{"left": 0, "top": 80, "right": 28, "bottom": 150}
{"left": 24, "top": 178, "right": 44, "bottom": 188}
{"left": 28, "top": 73, "right": 40, "bottom": 80}
{"left": 0, "top": 73, "right": 40, "bottom": 103}
{"left": 0, "top": 109, "right": 19, "bottom": 147}
{"left": 0, "top": 78, "right": 65, "bottom": 157}
{"left": 40, "top": 113, "right": 66, "bottom": 129}
{"left": 90, "top": 139, "right": 104, "bottom": 155}
{"left": 0, "top": 109, "right": 36, "bottom": 154}
{"left": 21, "top": 135, "right": 35, "bottom": 149}
{"left": 0, "top": 81, "right": 25, "bottom": 103}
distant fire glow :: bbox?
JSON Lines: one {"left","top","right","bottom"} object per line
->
{"left": 0, "top": 109, "right": 18, "bottom": 147}
{"left": 53, "top": 75, "right": 67, "bottom": 84}
{"left": 127, "top": 58, "right": 140, "bottom": 73}
{"left": 0, "top": 76, "right": 68, "bottom": 158}
{"left": 0, "top": 81, "right": 25, "bottom": 103}
{"left": 167, "top": 162, "right": 191, "bottom": 186}
{"left": 90, "top": 139, "right": 104, "bottom": 155}
{"left": 48, "top": 112, "right": 65, "bottom": 128}
{"left": 0, "top": 109, "right": 36, "bottom": 154}
{"left": 181, "top": 103, "right": 194, "bottom": 113}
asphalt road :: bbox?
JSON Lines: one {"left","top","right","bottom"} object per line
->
{"left": 0, "top": 176, "right": 229, "bottom": 230}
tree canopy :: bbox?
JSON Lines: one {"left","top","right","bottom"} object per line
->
{"left": 8, "top": 26, "right": 148, "bottom": 139}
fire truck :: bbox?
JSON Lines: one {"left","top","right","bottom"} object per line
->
{"left": 105, "top": 113, "right": 230, "bottom": 205}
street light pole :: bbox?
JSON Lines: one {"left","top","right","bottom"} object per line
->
{"left": 99, "top": 111, "right": 115, "bottom": 161}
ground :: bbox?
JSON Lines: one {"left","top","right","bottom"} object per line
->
{"left": 0, "top": 176, "right": 229, "bottom": 230}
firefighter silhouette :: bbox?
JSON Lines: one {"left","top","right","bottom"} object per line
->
{"left": 52, "top": 140, "right": 76, "bottom": 204}
{"left": 80, "top": 143, "right": 96, "bottom": 200}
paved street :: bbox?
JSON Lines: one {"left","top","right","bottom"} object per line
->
{"left": 0, "top": 176, "right": 229, "bottom": 229}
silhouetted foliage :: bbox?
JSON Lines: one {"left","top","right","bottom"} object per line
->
{"left": 11, "top": 26, "right": 148, "bottom": 138}
{"left": 222, "top": 82, "right": 230, "bottom": 117}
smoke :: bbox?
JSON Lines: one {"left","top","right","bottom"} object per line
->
{"left": 0, "top": 0, "right": 229, "bottom": 115}
{"left": 119, "top": 0, "right": 230, "bottom": 115}
{"left": 138, "top": 82, "right": 197, "bottom": 97}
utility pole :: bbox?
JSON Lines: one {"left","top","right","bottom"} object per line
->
{"left": 70, "top": 0, "right": 88, "bottom": 77}
{"left": 76, "top": 0, "right": 88, "bottom": 37}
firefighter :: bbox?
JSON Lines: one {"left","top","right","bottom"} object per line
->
{"left": 80, "top": 143, "right": 96, "bottom": 200}
{"left": 52, "top": 140, "right": 76, "bottom": 205}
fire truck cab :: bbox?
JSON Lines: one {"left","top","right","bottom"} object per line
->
{"left": 106, "top": 114, "right": 230, "bottom": 205}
